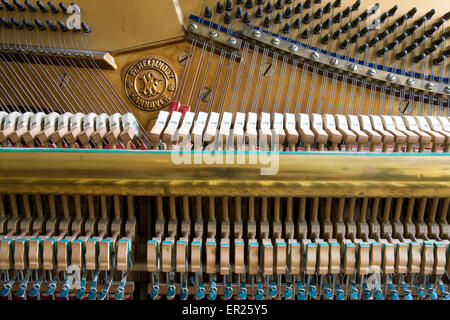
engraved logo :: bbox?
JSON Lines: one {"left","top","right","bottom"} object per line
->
{"left": 124, "top": 57, "right": 177, "bottom": 112}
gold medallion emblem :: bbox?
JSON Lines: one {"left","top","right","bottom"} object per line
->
{"left": 124, "top": 57, "right": 177, "bottom": 111}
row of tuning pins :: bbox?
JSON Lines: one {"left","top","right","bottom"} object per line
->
{"left": 0, "top": 0, "right": 77, "bottom": 14}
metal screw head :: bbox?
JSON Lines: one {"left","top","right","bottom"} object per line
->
{"left": 271, "top": 37, "right": 280, "bottom": 46}
{"left": 209, "top": 30, "right": 218, "bottom": 39}
{"left": 444, "top": 86, "right": 450, "bottom": 94}
{"left": 348, "top": 63, "right": 357, "bottom": 72}
{"left": 310, "top": 51, "right": 320, "bottom": 60}
{"left": 189, "top": 22, "right": 198, "bottom": 32}
{"left": 425, "top": 82, "right": 435, "bottom": 90}
{"left": 406, "top": 78, "right": 415, "bottom": 86}
{"left": 367, "top": 69, "right": 376, "bottom": 77}
{"left": 228, "top": 37, "right": 237, "bottom": 45}
{"left": 330, "top": 57, "right": 339, "bottom": 66}
{"left": 252, "top": 30, "right": 261, "bottom": 38}
{"left": 289, "top": 44, "right": 298, "bottom": 52}
{"left": 386, "top": 73, "right": 396, "bottom": 81}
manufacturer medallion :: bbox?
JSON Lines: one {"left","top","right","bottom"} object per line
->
{"left": 124, "top": 57, "right": 177, "bottom": 111}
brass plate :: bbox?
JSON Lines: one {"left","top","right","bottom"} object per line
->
{"left": 124, "top": 57, "right": 178, "bottom": 112}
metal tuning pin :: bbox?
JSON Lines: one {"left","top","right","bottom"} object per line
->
{"left": 376, "top": 46, "right": 388, "bottom": 57}
{"left": 294, "top": 2, "right": 302, "bottom": 14}
{"left": 350, "top": 32, "right": 360, "bottom": 44}
{"left": 313, "top": 23, "right": 322, "bottom": 34}
{"left": 243, "top": 12, "right": 251, "bottom": 23}
{"left": 359, "top": 26, "right": 368, "bottom": 36}
{"left": 333, "top": 12, "right": 342, "bottom": 24}
{"left": 224, "top": 12, "right": 231, "bottom": 24}
{"left": 380, "top": 12, "right": 388, "bottom": 23}
{"left": 216, "top": 1, "right": 224, "bottom": 13}
{"left": 236, "top": 6, "right": 243, "bottom": 18}
{"left": 387, "top": 39, "right": 398, "bottom": 50}
{"left": 321, "top": 33, "right": 331, "bottom": 44}
{"left": 359, "top": 9, "right": 369, "bottom": 21}
{"left": 342, "top": 22, "right": 351, "bottom": 33}
{"left": 303, "top": 12, "right": 311, "bottom": 24}
{"left": 225, "top": 0, "right": 233, "bottom": 11}
{"left": 332, "top": 28, "right": 342, "bottom": 40}
{"left": 81, "top": 21, "right": 91, "bottom": 33}
{"left": 351, "top": 17, "right": 360, "bottom": 29}
{"left": 301, "top": 27, "right": 310, "bottom": 39}
{"left": 413, "top": 53, "right": 426, "bottom": 63}
{"left": 388, "top": 5, "right": 398, "bottom": 17}
{"left": 340, "top": 38, "right": 349, "bottom": 49}
{"left": 237, "top": 0, "right": 244, "bottom": 4}
{"left": 263, "top": 16, "right": 271, "bottom": 27}
{"left": 322, "top": 17, "right": 331, "bottom": 29}
{"left": 11, "top": 17, "right": 23, "bottom": 29}
{"left": 275, "top": 12, "right": 282, "bottom": 24}
{"left": 255, "top": 6, "right": 263, "bottom": 17}
{"left": 204, "top": 6, "right": 212, "bottom": 18}
{"left": 284, "top": 6, "right": 292, "bottom": 18}
{"left": 358, "top": 42, "right": 368, "bottom": 53}
{"left": 59, "top": 1, "right": 68, "bottom": 13}
{"left": 387, "top": 22, "right": 398, "bottom": 34}
{"left": 245, "top": 0, "right": 253, "bottom": 8}
{"left": 368, "top": 36, "right": 379, "bottom": 47}
{"left": 377, "top": 30, "right": 389, "bottom": 41}
{"left": 424, "top": 26, "right": 438, "bottom": 37}
{"left": 47, "top": 1, "right": 59, "bottom": 14}
{"left": 342, "top": 6, "right": 351, "bottom": 18}
{"left": 323, "top": 2, "right": 331, "bottom": 14}
{"left": 13, "top": 0, "right": 24, "bottom": 11}
{"left": 24, "top": 0, "right": 36, "bottom": 11}
{"left": 333, "top": 0, "right": 341, "bottom": 8}
{"left": 23, "top": 19, "right": 34, "bottom": 30}
{"left": 304, "top": 0, "right": 311, "bottom": 9}
{"left": 34, "top": 19, "right": 46, "bottom": 30}
{"left": 293, "top": 17, "right": 302, "bottom": 28}
{"left": 314, "top": 7, "right": 323, "bottom": 20}
{"left": 57, "top": 20, "right": 68, "bottom": 32}
{"left": 351, "top": 0, "right": 360, "bottom": 11}
{"left": 282, "top": 22, "right": 290, "bottom": 33}
{"left": 407, "top": 7, "right": 418, "bottom": 18}
{"left": 275, "top": 0, "right": 283, "bottom": 10}
{"left": 425, "top": 8, "right": 436, "bottom": 20}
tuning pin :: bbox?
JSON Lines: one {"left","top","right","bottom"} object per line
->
{"left": 2, "top": 0, "right": 14, "bottom": 10}
{"left": 23, "top": 18, "right": 34, "bottom": 29}
{"left": 350, "top": 32, "right": 360, "bottom": 43}
{"left": 432, "top": 18, "right": 445, "bottom": 29}
{"left": 444, "top": 31, "right": 450, "bottom": 39}
{"left": 342, "top": 22, "right": 351, "bottom": 33}
{"left": 433, "top": 55, "right": 446, "bottom": 65}
{"left": 224, "top": 12, "right": 232, "bottom": 24}
{"left": 0, "top": 17, "right": 12, "bottom": 28}
{"left": 359, "top": 26, "right": 368, "bottom": 36}
{"left": 425, "top": 26, "right": 438, "bottom": 37}
{"left": 293, "top": 18, "right": 302, "bottom": 28}
{"left": 204, "top": 6, "right": 212, "bottom": 17}
{"left": 314, "top": 8, "right": 323, "bottom": 19}
{"left": 294, "top": 2, "right": 302, "bottom": 14}
{"left": 284, "top": 6, "right": 292, "bottom": 18}
{"left": 333, "top": 0, "right": 341, "bottom": 8}
{"left": 333, "top": 12, "right": 342, "bottom": 23}
{"left": 81, "top": 22, "right": 91, "bottom": 33}
{"left": 425, "top": 44, "right": 438, "bottom": 55}
{"left": 301, "top": 27, "right": 310, "bottom": 39}
{"left": 332, "top": 28, "right": 342, "bottom": 39}
{"left": 396, "top": 14, "right": 407, "bottom": 26}
{"left": 245, "top": 0, "right": 253, "bottom": 8}
{"left": 395, "top": 50, "right": 408, "bottom": 60}
{"left": 407, "top": 7, "right": 418, "bottom": 18}
{"left": 359, "top": 9, "right": 369, "bottom": 21}
{"left": 321, "top": 33, "right": 331, "bottom": 44}
{"left": 377, "top": 46, "right": 388, "bottom": 57}
{"left": 352, "top": 0, "right": 360, "bottom": 11}
{"left": 57, "top": 20, "right": 68, "bottom": 32}
{"left": 36, "top": 0, "right": 47, "bottom": 12}
{"left": 340, "top": 38, "right": 349, "bottom": 49}
{"left": 415, "top": 35, "right": 427, "bottom": 45}
{"left": 406, "top": 24, "right": 418, "bottom": 36}
{"left": 304, "top": 0, "right": 311, "bottom": 9}
{"left": 396, "top": 32, "right": 407, "bottom": 43}
{"left": 13, "top": 0, "right": 25, "bottom": 11}
{"left": 285, "top": 0, "right": 292, "bottom": 3}
{"left": 323, "top": 17, "right": 331, "bottom": 29}
{"left": 405, "top": 42, "right": 418, "bottom": 53}
{"left": 11, "top": 17, "right": 24, "bottom": 29}
{"left": 275, "top": 12, "right": 282, "bottom": 24}
{"left": 342, "top": 6, "right": 351, "bottom": 18}
{"left": 425, "top": 9, "right": 436, "bottom": 20}
{"left": 313, "top": 23, "right": 322, "bottom": 34}
{"left": 378, "top": 30, "right": 389, "bottom": 40}
{"left": 59, "top": 1, "right": 68, "bottom": 13}
{"left": 388, "top": 22, "right": 398, "bottom": 34}
{"left": 263, "top": 16, "right": 271, "bottom": 27}
{"left": 256, "top": 6, "right": 263, "bottom": 17}
{"left": 388, "top": 5, "right": 398, "bottom": 16}
{"left": 444, "top": 11, "right": 450, "bottom": 21}
{"left": 413, "top": 53, "right": 426, "bottom": 63}
{"left": 387, "top": 39, "right": 398, "bottom": 50}
{"left": 368, "top": 36, "right": 379, "bottom": 47}
{"left": 47, "top": 1, "right": 59, "bottom": 13}
{"left": 34, "top": 19, "right": 46, "bottom": 30}
{"left": 236, "top": 6, "right": 243, "bottom": 18}
{"left": 432, "top": 38, "right": 444, "bottom": 47}
{"left": 303, "top": 13, "right": 311, "bottom": 24}
{"left": 216, "top": 1, "right": 224, "bottom": 13}
{"left": 24, "top": 0, "right": 36, "bottom": 11}
{"left": 225, "top": 0, "right": 233, "bottom": 11}
{"left": 323, "top": 2, "right": 332, "bottom": 14}
{"left": 351, "top": 17, "right": 360, "bottom": 28}
{"left": 283, "top": 22, "right": 291, "bottom": 33}
{"left": 264, "top": 0, "right": 272, "bottom": 12}
{"left": 415, "top": 17, "right": 426, "bottom": 28}
{"left": 256, "top": 0, "right": 263, "bottom": 4}
{"left": 314, "top": 0, "right": 322, "bottom": 3}
{"left": 359, "top": 42, "right": 369, "bottom": 53}
{"left": 243, "top": 12, "right": 251, "bottom": 23}
{"left": 275, "top": 0, "right": 283, "bottom": 9}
